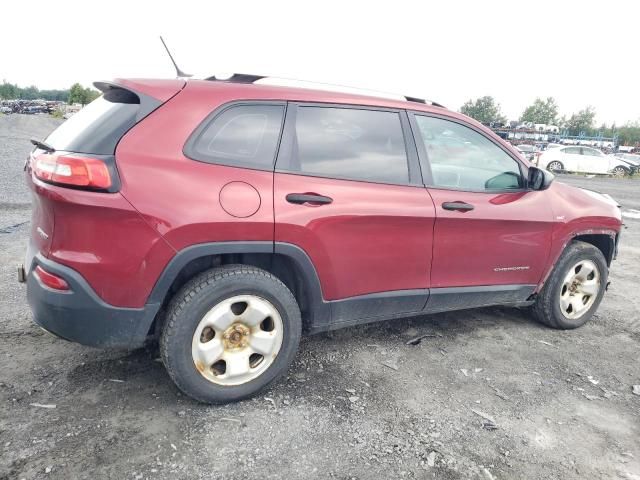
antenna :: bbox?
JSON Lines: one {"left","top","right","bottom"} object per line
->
{"left": 159, "top": 36, "right": 192, "bottom": 78}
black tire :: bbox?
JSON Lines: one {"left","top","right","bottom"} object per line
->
{"left": 531, "top": 241, "right": 608, "bottom": 329}
{"left": 160, "top": 265, "right": 301, "bottom": 404}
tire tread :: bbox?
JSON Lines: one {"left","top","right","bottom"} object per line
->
{"left": 160, "top": 264, "right": 300, "bottom": 404}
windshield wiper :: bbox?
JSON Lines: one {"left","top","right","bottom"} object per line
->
{"left": 30, "top": 138, "right": 55, "bottom": 153}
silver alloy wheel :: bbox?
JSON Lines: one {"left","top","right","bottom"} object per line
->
{"left": 548, "top": 161, "right": 563, "bottom": 172}
{"left": 613, "top": 166, "right": 626, "bottom": 177}
{"left": 559, "top": 259, "right": 600, "bottom": 320}
{"left": 191, "top": 295, "right": 284, "bottom": 386}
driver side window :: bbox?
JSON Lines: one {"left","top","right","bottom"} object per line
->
{"left": 414, "top": 115, "right": 523, "bottom": 191}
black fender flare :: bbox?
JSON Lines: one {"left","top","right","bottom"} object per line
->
{"left": 139, "top": 241, "right": 330, "bottom": 337}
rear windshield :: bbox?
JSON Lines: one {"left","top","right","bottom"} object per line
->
{"left": 45, "top": 89, "right": 140, "bottom": 155}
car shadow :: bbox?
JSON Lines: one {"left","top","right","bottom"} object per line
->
{"left": 313, "top": 305, "right": 542, "bottom": 345}
{"left": 62, "top": 305, "right": 541, "bottom": 407}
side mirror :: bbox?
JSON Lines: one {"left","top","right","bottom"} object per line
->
{"left": 528, "top": 166, "right": 554, "bottom": 191}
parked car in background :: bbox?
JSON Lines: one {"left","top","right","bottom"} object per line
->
{"left": 538, "top": 146, "right": 635, "bottom": 176}
{"left": 614, "top": 153, "right": 640, "bottom": 168}
{"left": 515, "top": 144, "right": 541, "bottom": 163}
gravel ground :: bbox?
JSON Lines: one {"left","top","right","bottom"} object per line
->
{"left": 1, "top": 114, "right": 639, "bottom": 480}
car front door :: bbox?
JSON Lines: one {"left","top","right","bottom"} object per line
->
{"left": 579, "top": 147, "right": 608, "bottom": 173}
{"left": 410, "top": 113, "right": 554, "bottom": 311}
{"left": 273, "top": 104, "right": 435, "bottom": 328}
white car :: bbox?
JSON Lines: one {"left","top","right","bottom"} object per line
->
{"left": 538, "top": 146, "right": 633, "bottom": 176}
{"left": 515, "top": 144, "right": 540, "bottom": 163}
{"left": 614, "top": 153, "right": 640, "bottom": 167}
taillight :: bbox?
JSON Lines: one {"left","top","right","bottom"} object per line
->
{"left": 33, "top": 153, "right": 112, "bottom": 189}
{"left": 35, "top": 265, "right": 70, "bottom": 291}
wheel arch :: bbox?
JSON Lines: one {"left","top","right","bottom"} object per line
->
{"left": 143, "top": 242, "right": 329, "bottom": 338}
{"left": 572, "top": 233, "right": 616, "bottom": 266}
{"left": 535, "top": 230, "right": 617, "bottom": 294}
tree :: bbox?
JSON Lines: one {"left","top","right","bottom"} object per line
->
{"left": 616, "top": 121, "right": 640, "bottom": 146}
{"left": 68, "top": 83, "right": 88, "bottom": 105}
{"left": 460, "top": 96, "right": 506, "bottom": 125}
{"left": 0, "top": 80, "right": 18, "bottom": 99}
{"left": 565, "top": 106, "right": 597, "bottom": 136}
{"left": 84, "top": 87, "right": 100, "bottom": 104}
{"left": 68, "top": 83, "right": 99, "bottom": 105}
{"left": 520, "top": 97, "right": 559, "bottom": 125}
{"left": 0, "top": 80, "right": 96, "bottom": 103}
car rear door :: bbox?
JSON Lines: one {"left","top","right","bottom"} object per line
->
{"left": 409, "top": 113, "right": 554, "bottom": 310}
{"left": 561, "top": 146, "right": 582, "bottom": 172}
{"left": 273, "top": 104, "right": 435, "bottom": 328}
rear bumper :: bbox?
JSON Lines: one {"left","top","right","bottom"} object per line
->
{"left": 26, "top": 253, "right": 159, "bottom": 348}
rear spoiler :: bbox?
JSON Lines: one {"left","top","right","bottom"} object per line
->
{"left": 94, "top": 78, "right": 185, "bottom": 122}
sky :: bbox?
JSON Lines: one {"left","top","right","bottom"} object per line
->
{"left": 2, "top": 0, "right": 638, "bottom": 125}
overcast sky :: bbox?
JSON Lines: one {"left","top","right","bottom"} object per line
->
{"left": 2, "top": 0, "right": 638, "bottom": 124}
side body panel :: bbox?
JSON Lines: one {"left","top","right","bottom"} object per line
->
{"left": 274, "top": 172, "right": 435, "bottom": 300}
{"left": 535, "top": 181, "right": 622, "bottom": 290}
{"left": 114, "top": 87, "right": 277, "bottom": 252}
{"left": 427, "top": 188, "right": 554, "bottom": 288}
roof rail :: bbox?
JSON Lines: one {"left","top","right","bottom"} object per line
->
{"left": 203, "top": 73, "right": 445, "bottom": 108}
{"left": 204, "top": 73, "right": 265, "bottom": 84}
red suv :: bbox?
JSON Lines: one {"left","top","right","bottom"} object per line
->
{"left": 22, "top": 76, "right": 622, "bottom": 403}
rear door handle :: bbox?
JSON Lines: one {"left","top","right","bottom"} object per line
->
{"left": 286, "top": 193, "right": 333, "bottom": 205}
{"left": 442, "top": 201, "right": 474, "bottom": 212}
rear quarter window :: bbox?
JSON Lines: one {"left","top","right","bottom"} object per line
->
{"left": 184, "top": 104, "right": 285, "bottom": 170}
{"left": 45, "top": 88, "right": 140, "bottom": 155}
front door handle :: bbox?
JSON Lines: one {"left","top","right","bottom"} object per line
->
{"left": 442, "top": 201, "right": 474, "bottom": 212}
{"left": 286, "top": 193, "right": 333, "bottom": 205}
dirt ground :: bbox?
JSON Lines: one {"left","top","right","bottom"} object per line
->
{"left": 1, "top": 114, "right": 639, "bottom": 480}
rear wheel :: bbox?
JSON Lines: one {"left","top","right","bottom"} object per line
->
{"left": 160, "top": 265, "right": 301, "bottom": 404}
{"left": 531, "top": 241, "right": 607, "bottom": 329}
{"left": 547, "top": 161, "right": 563, "bottom": 172}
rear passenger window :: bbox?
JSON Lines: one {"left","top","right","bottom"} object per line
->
{"left": 284, "top": 106, "right": 409, "bottom": 184}
{"left": 186, "top": 104, "right": 284, "bottom": 170}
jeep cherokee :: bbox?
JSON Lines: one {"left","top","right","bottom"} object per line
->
{"left": 21, "top": 75, "right": 622, "bottom": 403}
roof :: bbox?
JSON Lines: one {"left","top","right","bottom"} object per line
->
{"left": 183, "top": 76, "right": 459, "bottom": 119}
{"left": 102, "top": 76, "right": 503, "bottom": 151}
{"left": 197, "top": 73, "right": 446, "bottom": 107}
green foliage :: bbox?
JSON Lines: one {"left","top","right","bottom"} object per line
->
{"left": 596, "top": 121, "right": 640, "bottom": 145}
{"left": 0, "top": 80, "right": 100, "bottom": 104}
{"left": 68, "top": 83, "right": 99, "bottom": 105}
{"left": 51, "top": 108, "right": 65, "bottom": 119}
{"left": 520, "top": 97, "right": 559, "bottom": 125}
{"left": 0, "top": 81, "right": 19, "bottom": 99}
{"left": 0, "top": 80, "right": 69, "bottom": 101}
{"left": 68, "top": 83, "right": 84, "bottom": 104}
{"left": 460, "top": 96, "right": 506, "bottom": 124}
{"left": 565, "top": 106, "right": 597, "bottom": 136}
{"left": 616, "top": 122, "right": 640, "bottom": 145}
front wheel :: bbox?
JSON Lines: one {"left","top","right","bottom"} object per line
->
{"left": 612, "top": 166, "right": 628, "bottom": 177}
{"left": 531, "top": 241, "right": 608, "bottom": 329}
{"left": 160, "top": 265, "right": 302, "bottom": 404}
